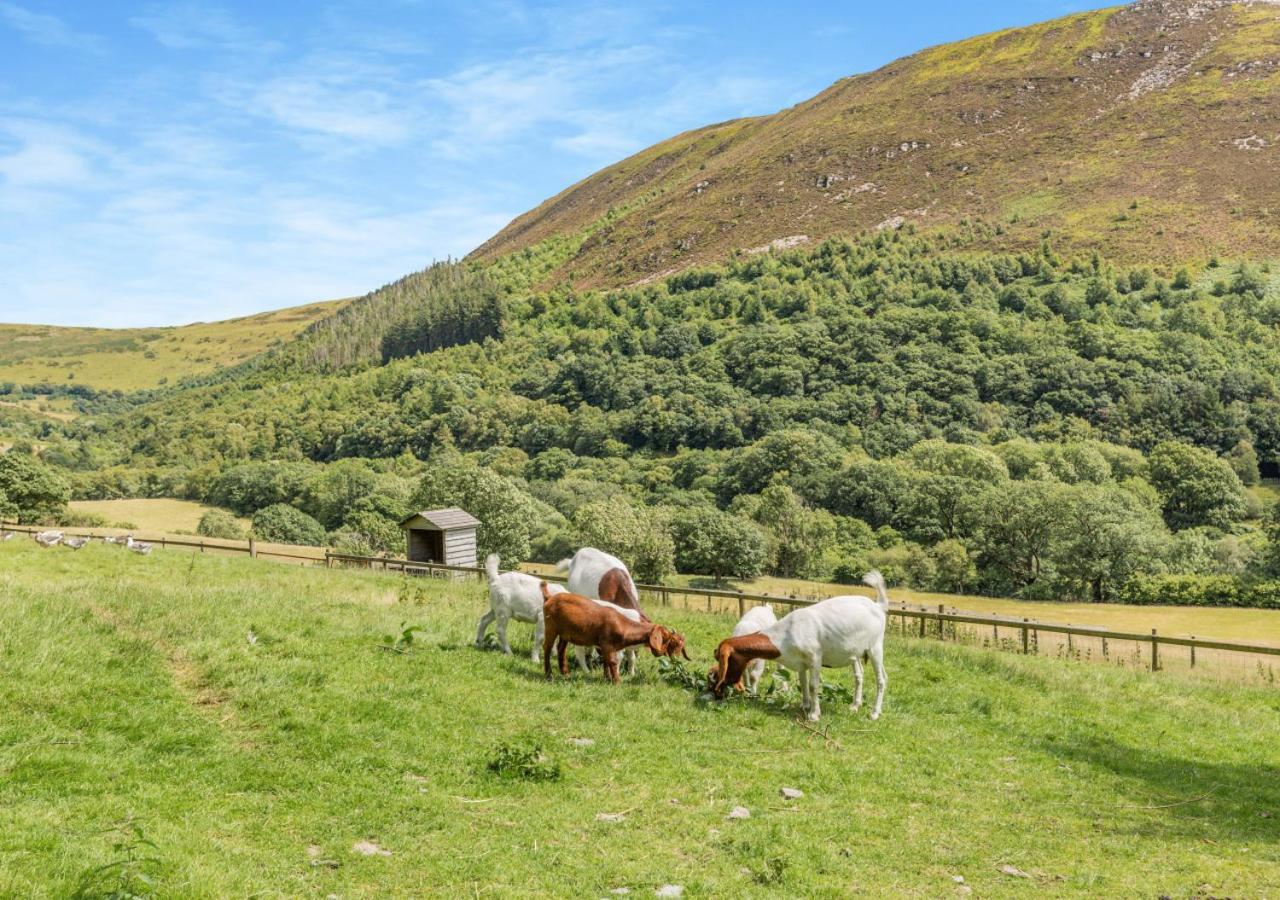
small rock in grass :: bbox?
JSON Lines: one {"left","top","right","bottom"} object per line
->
{"left": 352, "top": 840, "right": 391, "bottom": 857}
{"left": 727, "top": 806, "right": 751, "bottom": 820}
{"left": 999, "top": 864, "right": 1030, "bottom": 878}
{"left": 596, "top": 812, "right": 627, "bottom": 823}
{"left": 655, "top": 886, "right": 684, "bottom": 898}
{"left": 952, "top": 875, "right": 965, "bottom": 884}
{"left": 779, "top": 787, "right": 804, "bottom": 800}
{"left": 569, "top": 737, "right": 595, "bottom": 747}
{"left": 1261, "top": 811, "right": 1273, "bottom": 818}
{"left": 957, "top": 886, "right": 972, "bottom": 895}
{"left": 610, "top": 889, "right": 630, "bottom": 896}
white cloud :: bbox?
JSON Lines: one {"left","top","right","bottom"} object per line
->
{"left": 0, "top": 1, "right": 101, "bottom": 50}
{"left": 0, "top": 120, "right": 97, "bottom": 187}
{"left": 130, "top": 2, "right": 277, "bottom": 52}
{"left": 250, "top": 76, "right": 411, "bottom": 144}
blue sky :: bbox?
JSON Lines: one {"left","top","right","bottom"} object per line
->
{"left": 0, "top": 1, "right": 1097, "bottom": 327}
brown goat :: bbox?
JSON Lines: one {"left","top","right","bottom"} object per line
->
{"left": 706, "top": 633, "right": 782, "bottom": 698}
{"left": 597, "top": 566, "right": 647, "bottom": 620}
{"left": 541, "top": 584, "right": 688, "bottom": 683}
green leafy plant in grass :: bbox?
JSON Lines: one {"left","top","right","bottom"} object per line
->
{"left": 379, "top": 622, "right": 425, "bottom": 654}
{"left": 485, "top": 741, "right": 561, "bottom": 782}
{"left": 752, "top": 855, "right": 790, "bottom": 886}
{"left": 72, "top": 815, "right": 161, "bottom": 899}
{"left": 660, "top": 657, "right": 855, "bottom": 711}
{"left": 397, "top": 583, "right": 431, "bottom": 606}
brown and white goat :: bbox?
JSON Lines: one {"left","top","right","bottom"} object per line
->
{"left": 707, "top": 575, "right": 890, "bottom": 721}
{"left": 541, "top": 583, "right": 688, "bottom": 684}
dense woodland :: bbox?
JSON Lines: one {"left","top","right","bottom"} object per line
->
{"left": 3, "top": 226, "right": 1280, "bottom": 605}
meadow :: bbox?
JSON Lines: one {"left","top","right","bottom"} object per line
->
{"left": 1, "top": 540, "right": 1277, "bottom": 897}
{"left": 66, "top": 498, "right": 251, "bottom": 534}
{"left": 0, "top": 299, "right": 345, "bottom": 392}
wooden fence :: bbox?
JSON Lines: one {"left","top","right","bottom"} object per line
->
{"left": 323, "top": 552, "right": 1280, "bottom": 683}
{"left": 6, "top": 524, "right": 1278, "bottom": 683}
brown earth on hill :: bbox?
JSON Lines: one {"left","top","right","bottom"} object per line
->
{"left": 471, "top": 0, "right": 1280, "bottom": 287}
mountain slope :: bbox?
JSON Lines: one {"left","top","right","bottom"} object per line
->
{"left": 0, "top": 299, "right": 349, "bottom": 392}
{"left": 471, "top": 0, "right": 1280, "bottom": 287}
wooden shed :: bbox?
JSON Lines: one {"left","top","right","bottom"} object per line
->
{"left": 399, "top": 507, "right": 480, "bottom": 567}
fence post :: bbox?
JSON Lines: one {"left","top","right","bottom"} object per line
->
{"left": 1022, "top": 619, "right": 1030, "bottom": 654}
{"left": 1067, "top": 628, "right": 1073, "bottom": 655}
{"left": 918, "top": 610, "right": 926, "bottom": 639}
{"left": 325, "top": 551, "right": 333, "bottom": 570}
{"left": 737, "top": 594, "right": 745, "bottom": 617}
{"left": 938, "top": 604, "right": 945, "bottom": 640}
{"left": 1150, "top": 629, "right": 1159, "bottom": 672}
{"left": 1190, "top": 637, "right": 1196, "bottom": 668}
{"left": 200, "top": 540, "right": 205, "bottom": 554}
{"left": 249, "top": 539, "right": 257, "bottom": 559}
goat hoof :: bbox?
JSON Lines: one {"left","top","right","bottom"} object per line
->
{"left": 870, "top": 710, "right": 881, "bottom": 721}
{"left": 850, "top": 703, "right": 861, "bottom": 712}
{"left": 807, "top": 711, "right": 821, "bottom": 723}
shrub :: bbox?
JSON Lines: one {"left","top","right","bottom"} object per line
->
{"left": 251, "top": 504, "right": 326, "bottom": 546}
{"left": 58, "top": 510, "right": 108, "bottom": 528}
{"left": 196, "top": 509, "right": 244, "bottom": 540}
{"left": 0, "top": 451, "right": 70, "bottom": 524}
{"left": 1114, "top": 574, "right": 1280, "bottom": 609}
{"left": 670, "top": 507, "right": 767, "bottom": 583}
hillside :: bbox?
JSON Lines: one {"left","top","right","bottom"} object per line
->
{"left": 0, "top": 299, "right": 348, "bottom": 392}
{"left": 1, "top": 544, "right": 1277, "bottom": 896}
{"left": 471, "top": 0, "right": 1280, "bottom": 288}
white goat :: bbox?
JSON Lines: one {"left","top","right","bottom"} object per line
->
{"left": 557, "top": 547, "right": 645, "bottom": 672}
{"left": 731, "top": 604, "right": 779, "bottom": 694}
{"left": 710, "top": 570, "right": 890, "bottom": 721}
{"left": 477, "top": 553, "right": 566, "bottom": 660}
{"left": 572, "top": 598, "right": 644, "bottom": 674}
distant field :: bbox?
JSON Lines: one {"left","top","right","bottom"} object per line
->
{"left": 68, "top": 498, "right": 249, "bottom": 533}
{"left": 0, "top": 299, "right": 348, "bottom": 392}
{"left": 0, "top": 542, "right": 1276, "bottom": 896}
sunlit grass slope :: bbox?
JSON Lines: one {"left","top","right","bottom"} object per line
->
{"left": 0, "top": 541, "right": 1276, "bottom": 897}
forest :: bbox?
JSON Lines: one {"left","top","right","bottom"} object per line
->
{"left": 3, "top": 223, "right": 1280, "bottom": 606}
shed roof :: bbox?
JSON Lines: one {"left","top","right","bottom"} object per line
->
{"left": 399, "top": 507, "right": 480, "bottom": 530}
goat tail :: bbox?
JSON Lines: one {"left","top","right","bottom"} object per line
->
{"left": 863, "top": 569, "right": 890, "bottom": 611}
{"left": 553, "top": 556, "right": 574, "bottom": 574}
{"left": 485, "top": 553, "right": 501, "bottom": 582}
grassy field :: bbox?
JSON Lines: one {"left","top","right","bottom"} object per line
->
{"left": 1, "top": 542, "right": 1277, "bottom": 897}
{"left": 0, "top": 299, "right": 347, "bottom": 393}
{"left": 67, "top": 498, "right": 250, "bottom": 534}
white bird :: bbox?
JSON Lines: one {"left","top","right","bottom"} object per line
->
{"left": 64, "top": 536, "right": 89, "bottom": 550}
{"left": 104, "top": 534, "right": 130, "bottom": 546}
{"left": 34, "top": 530, "right": 64, "bottom": 548}
{"left": 126, "top": 536, "right": 153, "bottom": 555}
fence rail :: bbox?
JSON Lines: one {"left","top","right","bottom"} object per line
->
{"left": 321, "top": 550, "right": 1280, "bottom": 673}
{"left": 6, "top": 523, "right": 1278, "bottom": 678}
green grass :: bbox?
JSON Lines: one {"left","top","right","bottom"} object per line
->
{"left": 0, "top": 299, "right": 348, "bottom": 393}
{"left": 1, "top": 541, "right": 1278, "bottom": 896}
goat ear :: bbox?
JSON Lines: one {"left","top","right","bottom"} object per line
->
{"left": 711, "top": 642, "right": 731, "bottom": 693}
{"left": 648, "top": 626, "right": 666, "bottom": 655}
